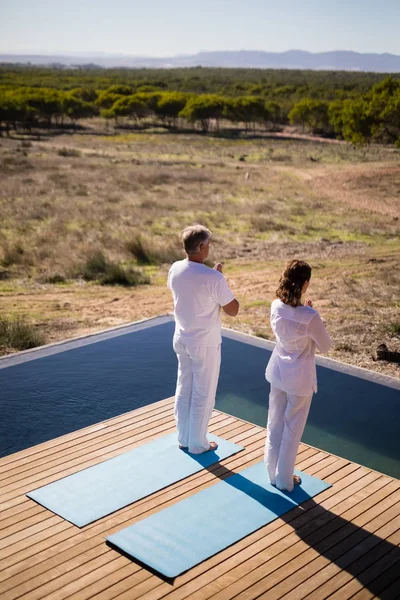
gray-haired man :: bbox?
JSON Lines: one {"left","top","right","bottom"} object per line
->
{"left": 168, "top": 225, "right": 239, "bottom": 454}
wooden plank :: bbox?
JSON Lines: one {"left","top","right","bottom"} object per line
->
{"left": 0, "top": 424, "right": 264, "bottom": 590}
{"left": 0, "top": 436, "right": 266, "bottom": 598}
{"left": 0, "top": 432, "right": 267, "bottom": 600}
{"left": 90, "top": 456, "right": 362, "bottom": 600}
{"left": 0, "top": 397, "right": 175, "bottom": 471}
{"left": 1, "top": 400, "right": 399, "bottom": 600}
{"left": 375, "top": 570, "right": 400, "bottom": 600}
{"left": 0, "top": 404, "right": 178, "bottom": 484}
{"left": 130, "top": 469, "right": 392, "bottom": 600}
{"left": 179, "top": 477, "right": 399, "bottom": 600}
{"left": 0, "top": 412, "right": 235, "bottom": 506}
{"left": 305, "top": 525, "right": 400, "bottom": 600}
{"left": 259, "top": 505, "right": 400, "bottom": 600}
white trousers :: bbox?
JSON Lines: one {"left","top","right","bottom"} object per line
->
{"left": 264, "top": 385, "right": 313, "bottom": 492}
{"left": 173, "top": 338, "right": 221, "bottom": 454}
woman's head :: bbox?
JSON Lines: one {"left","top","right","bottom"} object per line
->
{"left": 276, "top": 260, "right": 312, "bottom": 306}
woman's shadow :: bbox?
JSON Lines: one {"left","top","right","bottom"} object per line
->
{"left": 202, "top": 460, "right": 400, "bottom": 597}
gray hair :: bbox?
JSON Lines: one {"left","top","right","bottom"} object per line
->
{"left": 181, "top": 224, "right": 212, "bottom": 255}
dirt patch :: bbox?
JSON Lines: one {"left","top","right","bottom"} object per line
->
{"left": 1, "top": 131, "right": 399, "bottom": 381}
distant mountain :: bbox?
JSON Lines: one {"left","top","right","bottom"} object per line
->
{"left": 1, "top": 50, "right": 400, "bottom": 72}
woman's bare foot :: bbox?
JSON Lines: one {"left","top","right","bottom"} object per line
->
{"left": 207, "top": 441, "right": 218, "bottom": 452}
{"left": 179, "top": 445, "right": 188, "bottom": 450}
{"left": 293, "top": 474, "right": 302, "bottom": 486}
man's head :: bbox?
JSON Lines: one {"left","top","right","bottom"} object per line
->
{"left": 181, "top": 224, "right": 211, "bottom": 262}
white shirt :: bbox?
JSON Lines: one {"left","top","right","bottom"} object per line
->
{"left": 265, "top": 298, "right": 331, "bottom": 396}
{"left": 168, "top": 259, "right": 235, "bottom": 346}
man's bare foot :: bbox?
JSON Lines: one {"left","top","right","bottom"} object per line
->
{"left": 293, "top": 474, "right": 302, "bottom": 486}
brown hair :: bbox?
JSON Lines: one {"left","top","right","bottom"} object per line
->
{"left": 276, "top": 259, "right": 312, "bottom": 306}
{"left": 181, "top": 224, "right": 211, "bottom": 255}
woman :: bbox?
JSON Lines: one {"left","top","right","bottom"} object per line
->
{"left": 265, "top": 260, "right": 331, "bottom": 492}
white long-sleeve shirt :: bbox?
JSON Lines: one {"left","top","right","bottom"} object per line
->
{"left": 265, "top": 298, "right": 331, "bottom": 396}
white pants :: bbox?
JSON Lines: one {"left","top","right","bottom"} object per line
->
{"left": 173, "top": 338, "right": 221, "bottom": 454}
{"left": 264, "top": 385, "right": 313, "bottom": 492}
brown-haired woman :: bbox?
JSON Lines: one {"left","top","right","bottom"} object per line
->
{"left": 264, "top": 260, "right": 331, "bottom": 492}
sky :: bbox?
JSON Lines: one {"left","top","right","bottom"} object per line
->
{"left": 1, "top": 0, "right": 400, "bottom": 57}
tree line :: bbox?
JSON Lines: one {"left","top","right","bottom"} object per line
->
{"left": 0, "top": 66, "right": 399, "bottom": 146}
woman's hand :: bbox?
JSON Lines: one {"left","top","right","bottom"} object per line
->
{"left": 305, "top": 298, "right": 313, "bottom": 307}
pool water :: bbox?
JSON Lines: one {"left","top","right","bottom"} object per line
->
{"left": 1, "top": 316, "right": 399, "bottom": 479}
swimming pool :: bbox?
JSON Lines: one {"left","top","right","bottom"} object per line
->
{"left": 1, "top": 315, "right": 399, "bottom": 478}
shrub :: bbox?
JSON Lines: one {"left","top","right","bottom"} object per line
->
{"left": 81, "top": 251, "right": 108, "bottom": 281}
{"left": 127, "top": 235, "right": 183, "bottom": 265}
{"left": 80, "top": 250, "right": 150, "bottom": 286}
{"left": 2, "top": 242, "right": 26, "bottom": 267}
{"left": 57, "top": 147, "right": 81, "bottom": 157}
{"left": 100, "top": 263, "right": 150, "bottom": 286}
{"left": 0, "top": 315, "right": 45, "bottom": 352}
{"left": 387, "top": 321, "right": 400, "bottom": 336}
{"left": 43, "top": 273, "right": 67, "bottom": 284}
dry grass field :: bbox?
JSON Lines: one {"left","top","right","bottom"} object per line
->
{"left": 0, "top": 123, "right": 399, "bottom": 377}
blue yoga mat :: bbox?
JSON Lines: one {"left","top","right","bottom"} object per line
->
{"left": 106, "top": 461, "right": 331, "bottom": 578}
{"left": 27, "top": 433, "right": 244, "bottom": 527}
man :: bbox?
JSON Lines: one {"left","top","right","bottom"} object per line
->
{"left": 168, "top": 224, "right": 239, "bottom": 454}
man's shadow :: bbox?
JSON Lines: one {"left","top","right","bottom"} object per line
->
{"left": 202, "top": 460, "right": 400, "bottom": 597}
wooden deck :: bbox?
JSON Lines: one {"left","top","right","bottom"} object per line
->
{"left": 0, "top": 397, "right": 399, "bottom": 600}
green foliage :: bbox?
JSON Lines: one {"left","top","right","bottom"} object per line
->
{"left": 57, "top": 147, "right": 81, "bottom": 157}
{"left": 264, "top": 100, "right": 282, "bottom": 126}
{"left": 80, "top": 250, "right": 150, "bottom": 286}
{"left": 0, "top": 315, "right": 45, "bottom": 351}
{"left": 105, "top": 84, "right": 134, "bottom": 96}
{"left": 1, "top": 66, "right": 400, "bottom": 145}
{"left": 328, "top": 100, "right": 346, "bottom": 137}
{"left": 63, "top": 92, "right": 97, "bottom": 122}
{"left": 387, "top": 321, "right": 400, "bottom": 336}
{"left": 126, "top": 235, "right": 183, "bottom": 265}
{"left": 368, "top": 77, "right": 400, "bottom": 143}
{"left": 81, "top": 250, "right": 108, "bottom": 280}
{"left": 95, "top": 90, "right": 123, "bottom": 109}
{"left": 223, "top": 96, "right": 265, "bottom": 130}
{"left": 179, "top": 94, "right": 226, "bottom": 131}
{"left": 289, "top": 99, "right": 331, "bottom": 134}
{"left": 104, "top": 94, "right": 149, "bottom": 121}
{"left": 340, "top": 99, "right": 374, "bottom": 146}
{"left": 2, "top": 242, "right": 27, "bottom": 266}
{"left": 155, "top": 92, "right": 188, "bottom": 126}
{"left": 99, "top": 263, "right": 150, "bottom": 286}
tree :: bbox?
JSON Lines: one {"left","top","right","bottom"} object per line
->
{"left": 339, "top": 99, "right": 374, "bottom": 146}
{"left": 155, "top": 92, "right": 188, "bottom": 127}
{"left": 21, "top": 88, "right": 64, "bottom": 126}
{"left": 63, "top": 93, "right": 97, "bottom": 124}
{"left": 328, "top": 100, "right": 346, "bottom": 138}
{"left": 289, "top": 99, "right": 331, "bottom": 134}
{"left": 96, "top": 91, "right": 124, "bottom": 109}
{"left": 368, "top": 77, "right": 400, "bottom": 143}
{"left": 264, "top": 101, "right": 282, "bottom": 128}
{"left": 104, "top": 95, "right": 149, "bottom": 124}
{"left": 179, "top": 95, "right": 226, "bottom": 132}
{"left": 105, "top": 85, "right": 134, "bottom": 96}
{"left": 223, "top": 96, "right": 265, "bottom": 131}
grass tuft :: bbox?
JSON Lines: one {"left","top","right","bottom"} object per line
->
{"left": 0, "top": 315, "right": 45, "bottom": 352}
{"left": 57, "top": 147, "right": 81, "bottom": 157}
{"left": 81, "top": 251, "right": 108, "bottom": 281}
{"left": 126, "top": 235, "right": 183, "bottom": 265}
{"left": 387, "top": 321, "right": 400, "bottom": 337}
{"left": 80, "top": 250, "right": 150, "bottom": 286}
{"left": 100, "top": 263, "right": 150, "bottom": 286}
